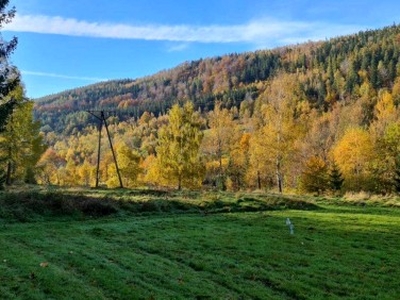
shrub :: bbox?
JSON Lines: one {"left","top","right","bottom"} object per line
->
{"left": 80, "top": 198, "right": 118, "bottom": 217}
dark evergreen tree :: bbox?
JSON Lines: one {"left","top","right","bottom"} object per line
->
{"left": 0, "top": 98, "right": 16, "bottom": 130}
{"left": 329, "top": 161, "right": 344, "bottom": 193}
{"left": 0, "top": 0, "right": 20, "bottom": 189}
{"left": 0, "top": 0, "right": 19, "bottom": 130}
{"left": 393, "top": 155, "right": 400, "bottom": 194}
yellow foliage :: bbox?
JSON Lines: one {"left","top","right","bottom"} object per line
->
{"left": 78, "top": 159, "right": 95, "bottom": 186}
{"left": 142, "top": 154, "right": 163, "bottom": 186}
{"left": 370, "top": 90, "right": 398, "bottom": 140}
{"left": 332, "top": 127, "right": 374, "bottom": 181}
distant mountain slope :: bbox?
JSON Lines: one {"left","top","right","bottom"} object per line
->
{"left": 34, "top": 24, "right": 400, "bottom": 135}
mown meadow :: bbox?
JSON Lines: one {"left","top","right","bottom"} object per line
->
{"left": 0, "top": 187, "right": 399, "bottom": 299}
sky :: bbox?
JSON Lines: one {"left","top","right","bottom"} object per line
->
{"left": 2, "top": 0, "right": 400, "bottom": 99}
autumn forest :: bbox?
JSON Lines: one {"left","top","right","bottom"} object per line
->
{"left": 3, "top": 9, "right": 400, "bottom": 195}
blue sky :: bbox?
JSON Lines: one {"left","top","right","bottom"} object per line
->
{"left": 3, "top": 0, "right": 400, "bottom": 99}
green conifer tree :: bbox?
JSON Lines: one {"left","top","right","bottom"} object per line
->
{"left": 0, "top": 0, "right": 20, "bottom": 189}
{"left": 329, "top": 161, "right": 344, "bottom": 194}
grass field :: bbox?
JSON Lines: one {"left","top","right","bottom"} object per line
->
{"left": 0, "top": 188, "right": 399, "bottom": 299}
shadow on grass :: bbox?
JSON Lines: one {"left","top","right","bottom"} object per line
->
{"left": 0, "top": 191, "right": 119, "bottom": 222}
{"left": 0, "top": 188, "right": 319, "bottom": 222}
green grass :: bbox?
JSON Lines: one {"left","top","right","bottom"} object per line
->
{"left": 0, "top": 188, "right": 399, "bottom": 299}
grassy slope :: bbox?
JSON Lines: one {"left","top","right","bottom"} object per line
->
{"left": 0, "top": 189, "right": 399, "bottom": 299}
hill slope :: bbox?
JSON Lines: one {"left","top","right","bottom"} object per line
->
{"left": 34, "top": 24, "right": 400, "bottom": 135}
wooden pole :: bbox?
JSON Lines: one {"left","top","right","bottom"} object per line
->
{"left": 95, "top": 118, "right": 102, "bottom": 188}
{"left": 102, "top": 111, "right": 124, "bottom": 188}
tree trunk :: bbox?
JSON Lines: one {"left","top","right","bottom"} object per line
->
{"left": 178, "top": 174, "right": 182, "bottom": 190}
{"left": 6, "top": 160, "right": 12, "bottom": 185}
{"left": 277, "top": 173, "right": 283, "bottom": 194}
{"left": 276, "top": 157, "right": 283, "bottom": 194}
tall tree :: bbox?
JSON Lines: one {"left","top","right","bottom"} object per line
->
{"left": 156, "top": 102, "right": 204, "bottom": 190}
{"left": 0, "top": 0, "right": 19, "bottom": 121}
{"left": 228, "top": 132, "right": 251, "bottom": 191}
{"left": 249, "top": 73, "right": 304, "bottom": 193}
{"left": 202, "top": 102, "right": 237, "bottom": 189}
{"left": 0, "top": 0, "right": 20, "bottom": 187}
{"left": 0, "top": 86, "right": 46, "bottom": 184}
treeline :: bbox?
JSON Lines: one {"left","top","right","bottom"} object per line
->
{"left": 37, "top": 73, "right": 400, "bottom": 194}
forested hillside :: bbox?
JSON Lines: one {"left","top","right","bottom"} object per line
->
{"left": 33, "top": 24, "right": 400, "bottom": 194}
{"left": 35, "top": 25, "right": 400, "bottom": 135}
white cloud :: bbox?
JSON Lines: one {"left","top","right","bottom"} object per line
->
{"left": 4, "top": 14, "right": 364, "bottom": 46}
{"left": 21, "top": 70, "right": 108, "bottom": 82}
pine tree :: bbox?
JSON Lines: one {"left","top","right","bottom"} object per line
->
{"left": 0, "top": 0, "right": 19, "bottom": 118}
{"left": 0, "top": 0, "right": 20, "bottom": 188}
{"left": 329, "top": 161, "right": 344, "bottom": 193}
{"left": 0, "top": 98, "right": 17, "bottom": 131}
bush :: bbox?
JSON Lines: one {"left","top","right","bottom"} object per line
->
{"left": 80, "top": 198, "right": 118, "bottom": 217}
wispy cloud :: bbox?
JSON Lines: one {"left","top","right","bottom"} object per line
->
{"left": 4, "top": 14, "right": 364, "bottom": 46}
{"left": 166, "top": 43, "right": 190, "bottom": 52}
{"left": 21, "top": 70, "right": 108, "bottom": 82}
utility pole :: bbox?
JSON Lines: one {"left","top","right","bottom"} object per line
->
{"left": 87, "top": 110, "right": 123, "bottom": 188}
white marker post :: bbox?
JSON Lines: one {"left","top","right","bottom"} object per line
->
{"left": 286, "top": 218, "right": 294, "bottom": 235}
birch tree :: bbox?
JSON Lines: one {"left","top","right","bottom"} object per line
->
{"left": 156, "top": 102, "right": 204, "bottom": 190}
